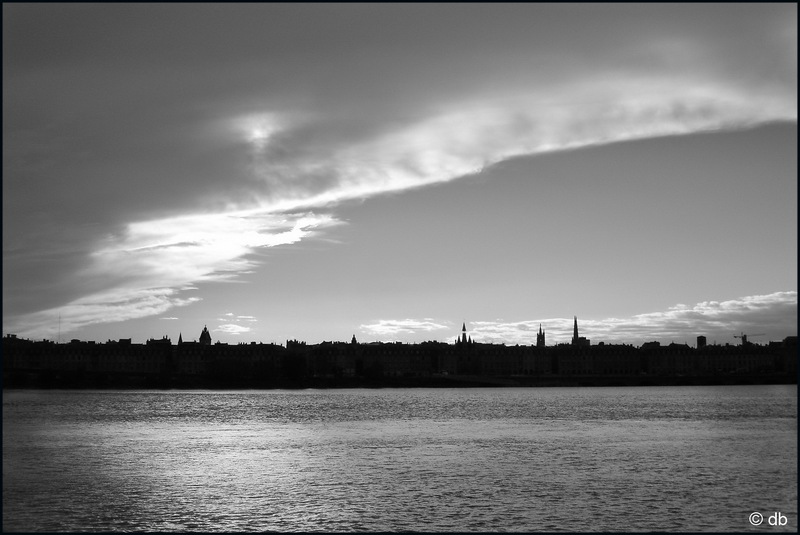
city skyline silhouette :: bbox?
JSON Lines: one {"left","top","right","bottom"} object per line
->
{"left": 7, "top": 314, "right": 795, "bottom": 352}
{"left": 5, "top": 315, "right": 795, "bottom": 391}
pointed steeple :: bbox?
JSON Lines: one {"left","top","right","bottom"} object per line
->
{"left": 178, "top": 333, "right": 183, "bottom": 345}
{"left": 573, "top": 316, "right": 579, "bottom": 345}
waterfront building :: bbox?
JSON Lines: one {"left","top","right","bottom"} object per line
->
{"left": 3, "top": 326, "right": 797, "bottom": 388}
{"left": 572, "top": 316, "right": 590, "bottom": 347}
{"left": 536, "top": 324, "right": 546, "bottom": 347}
{"left": 199, "top": 326, "right": 212, "bottom": 345}
{"left": 456, "top": 322, "right": 473, "bottom": 345}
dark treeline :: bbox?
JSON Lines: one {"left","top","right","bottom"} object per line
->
{"left": 3, "top": 334, "right": 796, "bottom": 389}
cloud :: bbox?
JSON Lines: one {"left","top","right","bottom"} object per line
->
{"left": 229, "top": 6, "right": 796, "bottom": 215}
{"left": 88, "top": 210, "right": 339, "bottom": 288}
{"left": 215, "top": 313, "right": 258, "bottom": 326}
{"left": 160, "top": 317, "right": 179, "bottom": 320}
{"left": 363, "top": 292, "right": 797, "bottom": 346}
{"left": 360, "top": 319, "right": 452, "bottom": 339}
{"left": 6, "top": 288, "right": 201, "bottom": 340}
{"left": 214, "top": 324, "right": 251, "bottom": 335}
{"left": 239, "top": 86, "right": 794, "bottom": 217}
{"left": 464, "top": 292, "right": 797, "bottom": 346}
{"left": 6, "top": 211, "right": 334, "bottom": 338}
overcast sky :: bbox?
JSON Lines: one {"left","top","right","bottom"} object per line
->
{"left": 4, "top": 3, "right": 797, "bottom": 346}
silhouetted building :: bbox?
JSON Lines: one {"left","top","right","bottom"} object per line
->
{"left": 572, "top": 316, "right": 590, "bottom": 347}
{"left": 3, "top": 322, "right": 796, "bottom": 389}
{"left": 536, "top": 324, "right": 546, "bottom": 347}
{"left": 455, "top": 322, "right": 473, "bottom": 345}
{"left": 697, "top": 336, "right": 707, "bottom": 349}
{"left": 199, "top": 326, "right": 211, "bottom": 345}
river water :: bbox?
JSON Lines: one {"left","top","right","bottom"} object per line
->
{"left": 3, "top": 386, "right": 796, "bottom": 532}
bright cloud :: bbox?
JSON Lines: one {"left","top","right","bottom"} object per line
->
{"left": 215, "top": 312, "right": 258, "bottom": 329}
{"left": 8, "top": 210, "right": 335, "bottom": 338}
{"left": 214, "top": 323, "right": 251, "bottom": 335}
{"left": 241, "top": 75, "right": 795, "bottom": 215}
{"left": 90, "top": 210, "right": 338, "bottom": 288}
{"left": 382, "top": 292, "right": 797, "bottom": 346}
{"left": 7, "top": 288, "right": 201, "bottom": 340}
{"left": 360, "top": 319, "right": 452, "bottom": 339}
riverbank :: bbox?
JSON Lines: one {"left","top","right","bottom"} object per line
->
{"left": 3, "top": 371, "right": 796, "bottom": 389}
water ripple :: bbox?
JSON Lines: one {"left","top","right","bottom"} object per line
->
{"left": 3, "top": 386, "right": 797, "bottom": 532}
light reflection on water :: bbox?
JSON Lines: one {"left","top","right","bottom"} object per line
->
{"left": 3, "top": 386, "right": 797, "bottom": 532}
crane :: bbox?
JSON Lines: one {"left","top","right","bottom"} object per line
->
{"left": 733, "top": 332, "right": 765, "bottom": 345}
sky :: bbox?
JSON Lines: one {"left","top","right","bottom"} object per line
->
{"left": 3, "top": 3, "right": 797, "bottom": 347}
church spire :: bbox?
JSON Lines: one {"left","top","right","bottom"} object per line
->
{"left": 572, "top": 316, "right": 579, "bottom": 345}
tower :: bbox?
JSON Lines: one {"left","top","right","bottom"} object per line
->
{"left": 572, "top": 316, "right": 579, "bottom": 345}
{"left": 572, "top": 317, "right": 590, "bottom": 347}
{"left": 456, "top": 322, "right": 473, "bottom": 345}
{"left": 199, "top": 325, "right": 211, "bottom": 345}
{"left": 536, "top": 324, "right": 546, "bottom": 347}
